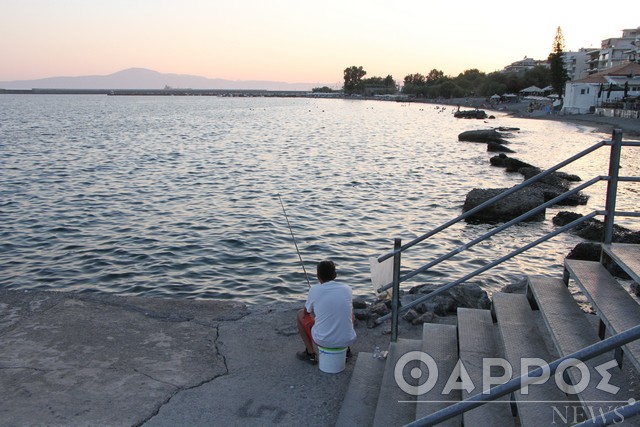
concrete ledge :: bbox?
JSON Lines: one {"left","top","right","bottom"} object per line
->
{"left": 0, "top": 289, "right": 420, "bottom": 426}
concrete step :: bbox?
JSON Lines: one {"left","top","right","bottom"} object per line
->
{"left": 602, "top": 243, "right": 640, "bottom": 284}
{"left": 335, "top": 351, "right": 387, "bottom": 427}
{"left": 527, "top": 276, "right": 639, "bottom": 423}
{"left": 565, "top": 259, "right": 640, "bottom": 372}
{"left": 457, "top": 308, "right": 515, "bottom": 427}
{"left": 493, "top": 293, "right": 572, "bottom": 427}
{"left": 414, "top": 323, "right": 461, "bottom": 426}
{"left": 372, "top": 338, "right": 422, "bottom": 427}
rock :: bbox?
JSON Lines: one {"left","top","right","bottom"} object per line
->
{"left": 553, "top": 212, "right": 640, "bottom": 243}
{"left": 409, "top": 282, "right": 490, "bottom": 314}
{"left": 458, "top": 129, "right": 508, "bottom": 144}
{"left": 500, "top": 277, "right": 528, "bottom": 294}
{"left": 352, "top": 298, "right": 368, "bottom": 309}
{"left": 552, "top": 211, "right": 582, "bottom": 226}
{"left": 354, "top": 308, "right": 370, "bottom": 321}
{"left": 567, "top": 242, "right": 601, "bottom": 261}
{"left": 412, "top": 312, "right": 437, "bottom": 325}
{"left": 370, "top": 302, "right": 391, "bottom": 316}
{"left": 402, "top": 309, "right": 420, "bottom": 323}
{"left": 416, "top": 295, "right": 456, "bottom": 316}
{"left": 487, "top": 142, "right": 515, "bottom": 153}
{"left": 454, "top": 110, "right": 488, "bottom": 119}
{"left": 489, "top": 154, "right": 534, "bottom": 172}
{"left": 462, "top": 187, "right": 546, "bottom": 222}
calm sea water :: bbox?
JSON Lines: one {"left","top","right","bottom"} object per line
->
{"left": 1, "top": 95, "right": 638, "bottom": 304}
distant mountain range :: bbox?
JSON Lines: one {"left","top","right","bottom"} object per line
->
{"left": 0, "top": 68, "right": 328, "bottom": 91}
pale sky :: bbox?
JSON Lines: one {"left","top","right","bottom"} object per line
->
{"left": 1, "top": 0, "right": 638, "bottom": 85}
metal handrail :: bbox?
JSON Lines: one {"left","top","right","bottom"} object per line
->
{"left": 377, "top": 176, "right": 603, "bottom": 293}
{"left": 405, "top": 324, "right": 640, "bottom": 427}
{"left": 377, "top": 139, "right": 608, "bottom": 263}
{"left": 376, "top": 129, "right": 638, "bottom": 328}
{"left": 376, "top": 211, "right": 599, "bottom": 323}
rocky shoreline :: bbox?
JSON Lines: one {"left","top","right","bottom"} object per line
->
{"left": 417, "top": 96, "right": 640, "bottom": 138}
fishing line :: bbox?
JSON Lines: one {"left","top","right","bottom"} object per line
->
{"left": 277, "top": 194, "right": 311, "bottom": 288}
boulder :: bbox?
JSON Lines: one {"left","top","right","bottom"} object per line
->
{"left": 454, "top": 110, "right": 488, "bottom": 119}
{"left": 408, "top": 282, "right": 491, "bottom": 314}
{"left": 567, "top": 242, "right": 601, "bottom": 261}
{"left": 487, "top": 142, "right": 515, "bottom": 153}
{"left": 462, "top": 187, "right": 546, "bottom": 222}
{"left": 553, "top": 212, "right": 640, "bottom": 243}
{"left": 489, "top": 154, "right": 534, "bottom": 172}
{"left": 500, "top": 277, "right": 528, "bottom": 294}
{"left": 458, "top": 129, "right": 508, "bottom": 144}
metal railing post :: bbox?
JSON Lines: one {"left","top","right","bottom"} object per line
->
{"left": 603, "top": 129, "right": 623, "bottom": 244}
{"left": 391, "top": 238, "right": 401, "bottom": 342}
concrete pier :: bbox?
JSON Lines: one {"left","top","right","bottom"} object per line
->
{"left": 0, "top": 289, "right": 419, "bottom": 426}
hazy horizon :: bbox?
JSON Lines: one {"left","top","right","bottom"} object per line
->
{"left": 0, "top": 67, "right": 331, "bottom": 91}
{"left": 0, "top": 0, "right": 637, "bottom": 85}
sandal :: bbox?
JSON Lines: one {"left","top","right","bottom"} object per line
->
{"left": 296, "top": 349, "right": 318, "bottom": 365}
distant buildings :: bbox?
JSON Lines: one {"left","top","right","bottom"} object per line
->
{"left": 502, "top": 57, "right": 549, "bottom": 73}
{"left": 502, "top": 26, "right": 639, "bottom": 82}
{"left": 588, "top": 27, "right": 640, "bottom": 74}
{"left": 501, "top": 26, "right": 640, "bottom": 116}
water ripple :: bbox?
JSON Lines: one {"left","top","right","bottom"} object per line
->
{"left": 0, "top": 95, "right": 635, "bottom": 303}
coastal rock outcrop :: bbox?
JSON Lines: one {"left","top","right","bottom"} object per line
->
{"left": 458, "top": 129, "right": 509, "bottom": 144}
{"left": 489, "top": 154, "right": 534, "bottom": 172}
{"left": 462, "top": 187, "right": 546, "bottom": 222}
{"left": 553, "top": 212, "right": 640, "bottom": 243}
{"left": 464, "top": 154, "right": 588, "bottom": 222}
{"left": 487, "top": 142, "right": 515, "bottom": 153}
{"left": 454, "top": 109, "right": 488, "bottom": 119}
{"left": 354, "top": 282, "right": 490, "bottom": 326}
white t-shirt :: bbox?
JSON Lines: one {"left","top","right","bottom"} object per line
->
{"left": 305, "top": 280, "right": 357, "bottom": 348}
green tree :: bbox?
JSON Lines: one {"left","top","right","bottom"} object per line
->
{"left": 548, "top": 26, "right": 569, "bottom": 97}
{"left": 425, "top": 69, "right": 445, "bottom": 85}
{"left": 522, "top": 65, "right": 551, "bottom": 89}
{"left": 343, "top": 66, "right": 367, "bottom": 94}
{"left": 402, "top": 73, "right": 426, "bottom": 94}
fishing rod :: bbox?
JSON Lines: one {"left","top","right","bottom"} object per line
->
{"left": 277, "top": 194, "right": 311, "bottom": 288}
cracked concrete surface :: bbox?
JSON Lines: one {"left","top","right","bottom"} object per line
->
{"left": 0, "top": 289, "right": 245, "bottom": 426}
{"left": 0, "top": 289, "right": 420, "bottom": 426}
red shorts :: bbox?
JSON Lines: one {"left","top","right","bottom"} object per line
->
{"left": 301, "top": 311, "right": 315, "bottom": 341}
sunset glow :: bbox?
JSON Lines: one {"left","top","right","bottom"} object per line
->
{"left": 1, "top": 0, "right": 637, "bottom": 85}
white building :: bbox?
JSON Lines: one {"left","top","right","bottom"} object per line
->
{"left": 562, "top": 62, "right": 640, "bottom": 114}
{"left": 564, "top": 48, "right": 598, "bottom": 81}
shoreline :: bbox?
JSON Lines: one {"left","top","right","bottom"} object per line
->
{"left": 420, "top": 96, "right": 640, "bottom": 138}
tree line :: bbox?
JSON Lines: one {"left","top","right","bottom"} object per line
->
{"left": 326, "top": 27, "right": 569, "bottom": 99}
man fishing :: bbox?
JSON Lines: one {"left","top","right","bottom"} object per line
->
{"left": 296, "top": 260, "right": 357, "bottom": 364}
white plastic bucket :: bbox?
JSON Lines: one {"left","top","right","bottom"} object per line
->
{"left": 318, "top": 346, "right": 347, "bottom": 373}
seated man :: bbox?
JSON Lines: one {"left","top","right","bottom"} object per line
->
{"left": 297, "top": 260, "right": 357, "bottom": 364}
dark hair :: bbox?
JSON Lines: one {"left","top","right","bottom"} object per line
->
{"left": 317, "top": 260, "right": 337, "bottom": 282}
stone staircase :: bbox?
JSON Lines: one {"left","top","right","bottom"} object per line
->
{"left": 336, "top": 243, "right": 640, "bottom": 426}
